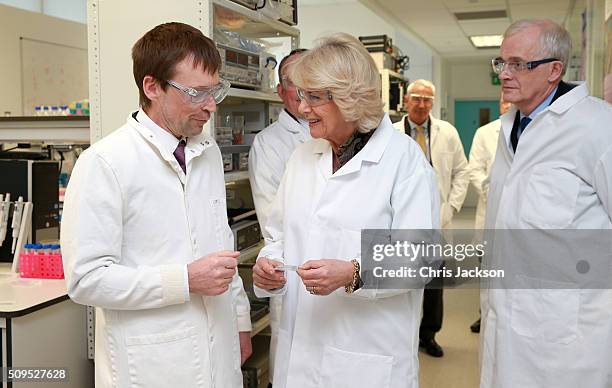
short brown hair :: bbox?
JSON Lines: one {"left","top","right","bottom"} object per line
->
{"left": 132, "top": 22, "right": 221, "bottom": 108}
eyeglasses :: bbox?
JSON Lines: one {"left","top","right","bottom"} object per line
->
{"left": 166, "top": 79, "right": 231, "bottom": 104}
{"left": 280, "top": 76, "right": 295, "bottom": 89}
{"left": 408, "top": 94, "right": 434, "bottom": 104}
{"left": 491, "top": 57, "right": 559, "bottom": 75}
{"left": 296, "top": 88, "right": 333, "bottom": 107}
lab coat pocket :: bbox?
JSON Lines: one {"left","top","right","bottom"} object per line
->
{"left": 319, "top": 346, "right": 393, "bottom": 388}
{"left": 338, "top": 229, "right": 362, "bottom": 260}
{"left": 510, "top": 276, "right": 579, "bottom": 345}
{"left": 521, "top": 166, "right": 579, "bottom": 228}
{"left": 210, "top": 197, "right": 229, "bottom": 250}
{"left": 126, "top": 326, "right": 205, "bottom": 387}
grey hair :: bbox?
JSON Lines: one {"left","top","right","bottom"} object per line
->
{"left": 504, "top": 19, "right": 572, "bottom": 75}
{"left": 407, "top": 79, "right": 436, "bottom": 96}
{"left": 287, "top": 32, "right": 384, "bottom": 133}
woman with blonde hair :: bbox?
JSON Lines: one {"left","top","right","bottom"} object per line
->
{"left": 252, "top": 33, "right": 439, "bottom": 388}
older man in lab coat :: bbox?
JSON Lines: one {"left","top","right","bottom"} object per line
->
{"left": 394, "top": 79, "right": 469, "bottom": 357}
{"left": 61, "top": 23, "right": 251, "bottom": 388}
{"left": 481, "top": 19, "right": 612, "bottom": 388}
{"left": 248, "top": 49, "right": 310, "bottom": 386}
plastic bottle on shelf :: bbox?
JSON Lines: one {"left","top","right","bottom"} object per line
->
{"left": 51, "top": 106, "right": 59, "bottom": 116}
{"left": 42, "top": 106, "right": 50, "bottom": 116}
{"left": 34, "top": 106, "right": 42, "bottom": 116}
{"left": 60, "top": 105, "right": 69, "bottom": 116}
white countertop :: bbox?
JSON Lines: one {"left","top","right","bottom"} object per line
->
{"left": 0, "top": 263, "right": 69, "bottom": 317}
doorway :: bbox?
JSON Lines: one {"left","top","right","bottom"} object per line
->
{"left": 454, "top": 100, "right": 500, "bottom": 155}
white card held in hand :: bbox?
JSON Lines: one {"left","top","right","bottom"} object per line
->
{"left": 275, "top": 264, "right": 298, "bottom": 272}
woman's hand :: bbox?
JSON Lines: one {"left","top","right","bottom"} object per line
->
{"left": 253, "top": 257, "right": 286, "bottom": 290}
{"left": 297, "top": 259, "right": 354, "bottom": 296}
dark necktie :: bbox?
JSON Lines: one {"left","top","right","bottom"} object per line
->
{"left": 173, "top": 140, "right": 186, "bottom": 174}
{"left": 511, "top": 117, "right": 532, "bottom": 152}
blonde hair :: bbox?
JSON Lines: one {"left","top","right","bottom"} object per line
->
{"left": 504, "top": 19, "right": 572, "bottom": 76}
{"left": 287, "top": 33, "right": 384, "bottom": 133}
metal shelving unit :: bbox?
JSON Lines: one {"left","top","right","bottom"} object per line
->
{"left": 224, "top": 170, "right": 249, "bottom": 183}
{"left": 381, "top": 69, "right": 409, "bottom": 121}
{"left": 212, "top": 0, "right": 299, "bottom": 41}
{"left": 226, "top": 88, "right": 282, "bottom": 104}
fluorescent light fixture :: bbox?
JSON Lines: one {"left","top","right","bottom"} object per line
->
{"left": 469, "top": 35, "right": 503, "bottom": 48}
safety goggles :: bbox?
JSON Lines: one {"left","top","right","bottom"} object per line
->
{"left": 296, "top": 88, "right": 333, "bottom": 107}
{"left": 166, "top": 79, "right": 231, "bottom": 104}
{"left": 408, "top": 94, "right": 434, "bottom": 103}
{"left": 491, "top": 57, "right": 559, "bottom": 75}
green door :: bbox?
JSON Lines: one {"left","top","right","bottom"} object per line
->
{"left": 454, "top": 100, "right": 500, "bottom": 156}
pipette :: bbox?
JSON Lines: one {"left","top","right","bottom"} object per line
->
{"left": 11, "top": 196, "right": 24, "bottom": 253}
{"left": 0, "top": 193, "right": 11, "bottom": 246}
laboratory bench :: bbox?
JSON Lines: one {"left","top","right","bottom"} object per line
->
{"left": 0, "top": 264, "right": 93, "bottom": 388}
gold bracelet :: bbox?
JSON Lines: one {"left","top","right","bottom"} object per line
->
{"left": 345, "top": 259, "right": 360, "bottom": 294}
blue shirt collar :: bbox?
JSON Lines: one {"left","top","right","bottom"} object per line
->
{"left": 520, "top": 85, "right": 558, "bottom": 120}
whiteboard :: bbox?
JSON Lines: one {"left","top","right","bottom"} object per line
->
{"left": 20, "top": 37, "right": 88, "bottom": 115}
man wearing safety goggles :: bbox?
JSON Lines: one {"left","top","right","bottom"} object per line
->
{"left": 393, "top": 79, "right": 469, "bottom": 358}
{"left": 61, "top": 22, "right": 252, "bottom": 388}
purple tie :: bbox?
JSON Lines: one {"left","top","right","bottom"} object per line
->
{"left": 173, "top": 140, "right": 186, "bottom": 174}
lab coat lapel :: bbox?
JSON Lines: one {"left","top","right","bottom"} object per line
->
{"left": 429, "top": 117, "right": 440, "bottom": 154}
{"left": 332, "top": 114, "right": 393, "bottom": 177}
{"left": 312, "top": 139, "right": 333, "bottom": 181}
{"left": 129, "top": 114, "right": 215, "bottom": 184}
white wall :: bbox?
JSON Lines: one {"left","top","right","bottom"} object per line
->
{"left": 0, "top": 0, "right": 87, "bottom": 23}
{"left": 0, "top": 4, "right": 87, "bottom": 116}
{"left": 297, "top": 0, "right": 444, "bottom": 117}
{"left": 43, "top": 0, "right": 87, "bottom": 24}
{"left": 444, "top": 58, "right": 503, "bottom": 125}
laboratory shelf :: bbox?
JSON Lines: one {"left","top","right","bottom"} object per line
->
{"left": 250, "top": 313, "right": 270, "bottom": 337}
{"left": 220, "top": 145, "right": 251, "bottom": 154}
{"left": 224, "top": 88, "right": 282, "bottom": 104}
{"left": 213, "top": 0, "right": 299, "bottom": 39}
{"left": 0, "top": 116, "right": 90, "bottom": 143}
{"left": 382, "top": 69, "right": 409, "bottom": 81}
{"left": 225, "top": 170, "right": 250, "bottom": 183}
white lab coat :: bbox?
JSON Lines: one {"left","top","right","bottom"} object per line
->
{"left": 61, "top": 113, "right": 251, "bottom": 388}
{"left": 248, "top": 109, "right": 310, "bottom": 381}
{"left": 468, "top": 119, "right": 501, "bottom": 232}
{"left": 255, "top": 115, "right": 440, "bottom": 388}
{"left": 249, "top": 109, "right": 311, "bottom": 234}
{"left": 481, "top": 83, "right": 612, "bottom": 388}
{"left": 393, "top": 116, "right": 469, "bottom": 228}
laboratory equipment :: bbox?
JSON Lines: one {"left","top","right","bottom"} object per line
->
{"left": 19, "top": 243, "right": 64, "bottom": 279}
{"left": 0, "top": 193, "right": 10, "bottom": 246}
{"left": 0, "top": 160, "right": 59, "bottom": 263}
{"left": 10, "top": 196, "right": 24, "bottom": 253}
{"left": 218, "top": 44, "right": 262, "bottom": 89}
{"left": 231, "top": 219, "right": 261, "bottom": 251}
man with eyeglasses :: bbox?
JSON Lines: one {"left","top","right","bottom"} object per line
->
{"left": 480, "top": 20, "right": 612, "bottom": 388}
{"left": 61, "top": 22, "right": 252, "bottom": 388}
{"left": 393, "top": 79, "right": 470, "bottom": 358}
{"left": 248, "top": 48, "right": 309, "bottom": 388}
